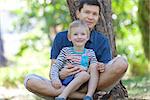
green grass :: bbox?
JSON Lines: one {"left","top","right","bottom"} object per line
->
{"left": 123, "top": 75, "right": 150, "bottom": 98}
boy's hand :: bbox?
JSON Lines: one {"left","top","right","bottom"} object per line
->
{"left": 51, "top": 80, "right": 62, "bottom": 89}
{"left": 76, "top": 65, "right": 86, "bottom": 71}
{"left": 59, "top": 63, "right": 81, "bottom": 80}
{"left": 97, "top": 62, "right": 105, "bottom": 73}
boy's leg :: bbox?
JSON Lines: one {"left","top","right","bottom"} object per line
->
{"left": 58, "top": 71, "right": 90, "bottom": 99}
{"left": 97, "top": 56, "right": 128, "bottom": 91}
{"left": 86, "top": 63, "right": 99, "bottom": 97}
{"left": 24, "top": 74, "right": 64, "bottom": 97}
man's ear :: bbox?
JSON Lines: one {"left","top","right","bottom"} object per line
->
{"left": 76, "top": 10, "right": 80, "bottom": 19}
{"left": 98, "top": 14, "right": 100, "bottom": 19}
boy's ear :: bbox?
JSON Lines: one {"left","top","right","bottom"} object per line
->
{"left": 87, "top": 35, "right": 90, "bottom": 41}
{"left": 67, "top": 34, "right": 71, "bottom": 41}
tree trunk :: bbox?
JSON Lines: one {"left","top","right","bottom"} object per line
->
{"left": 138, "top": 0, "right": 150, "bottom": 61}
{"left": 66, "top": 0, "right": 128, "bottom": 99}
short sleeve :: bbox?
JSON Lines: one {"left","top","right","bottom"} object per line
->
{"left": 98, "top": 38, "right": 112, "bottom": 63}
{"left": 88, "top": 49, "right": 97, "bottom": 64}
{"left": 50, "top": 32, "right": 64, "bottom": 59}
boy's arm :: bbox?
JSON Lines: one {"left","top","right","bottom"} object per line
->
{"left": 89, "top": 49, "right": 105, "bottom": 72}
{"left": 51, "top": 59, "right": 56, "bottom": 66}
{"left": 50, "top": 58, "right": 81, "bottom": 80}
{"left": 50, "top": 48, "right": 67, "bottom": 81}
{"left": 51, "top": 79, "right": 62, "bottom": 89}
{"left": 59, "top": 63, "right": 81, "bottom": 79}
{"left": 50, "top": 59, "right": 62, "bottom": 89}
{"left": 88, "top": 63, "right": 97, "bottom": 73}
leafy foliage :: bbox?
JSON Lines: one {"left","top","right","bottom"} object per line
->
{"left": 123, "top": 75, "right": 150, "bottom": 98}
{"left": 116, "top": 35, "right": 149, "bottom": 76}
{"left": 11, "top": 0, "right": 72, "bottom": 56}
{"left": 112, "top": 0, "right": 149, "bottom": 76}
{"left": 12, "top": 0, "right": 71, "bottom": 33}
{"left": 112, "top": 0, "right": 139, "bottom": 38}
{"left": 16, "top": 29, "right": 49, "bottom": 56}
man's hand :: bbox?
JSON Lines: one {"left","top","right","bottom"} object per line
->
{"left": 59, "top": 63, "right": 81, "bottom": 80}
{"left": 51, "top": 80, "right": 62, "bottom": 89}
{"left": 97, "top": 62, "right": 105, "bottom": 73}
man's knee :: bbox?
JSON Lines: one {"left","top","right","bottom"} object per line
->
{"left": 24, "top": 74, "right": 40, "bottom": 91}
{"left": 114, "top": 56, "right": 128, "bottom": 74}
{"left": 26, "top": 78, "right": 36, "bottom": 86}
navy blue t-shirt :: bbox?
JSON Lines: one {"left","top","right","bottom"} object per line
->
{"left": 50, "top": 30, "right": 112, "bottom": 64}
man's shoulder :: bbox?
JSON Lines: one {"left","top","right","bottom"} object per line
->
{"left": 54, "top": 30, "right": 68, "bottom": 42}
{"left": 56, "top": 30, "right": 68, "bottom": 37}
{"left": 93, "top": 30, "right": 108, "bottom": 40}
{"left": 91, "top": 31, "right": 109, "bottom": 44}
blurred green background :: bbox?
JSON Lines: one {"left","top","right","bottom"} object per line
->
{"left": 0, "top": 0, "right": 149, "bottom": 99}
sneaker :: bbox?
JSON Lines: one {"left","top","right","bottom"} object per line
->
{"left": 83, "top": 96, "right": 93, "bottom": 100}
{"left": 55, "top": 97, "right": 66, "bottom": 100}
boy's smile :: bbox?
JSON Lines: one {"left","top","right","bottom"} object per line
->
{"left": 69, "top": 27, "right": 89, "bottom": 51}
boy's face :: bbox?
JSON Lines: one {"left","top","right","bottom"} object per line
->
{"left": 68, "top": 27, "right": 89, "bottom": 48}
{"left": 76, "top": 4, "right": 100, "bottom": 29}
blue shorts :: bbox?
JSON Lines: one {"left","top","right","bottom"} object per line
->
{"left": 61, "top": 75, "right": 74, "bottom": 86}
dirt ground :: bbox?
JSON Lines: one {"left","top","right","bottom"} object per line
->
{"left": 0, "top": 87, "right": 150, "bottom": 100}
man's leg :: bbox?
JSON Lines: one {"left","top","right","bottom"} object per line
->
{"left": 24, "top": 74, "right": 64, "bottom": 97}
{"left": 24, "top": 74, "right": 87, "bottom": 99}
{"left": 97, "top": 56, "right": 128, "bottom": 91}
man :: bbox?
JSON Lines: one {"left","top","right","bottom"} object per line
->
{"left": 24, "top": 0, "right": 128, "bottom": 99}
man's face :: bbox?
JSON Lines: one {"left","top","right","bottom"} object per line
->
{"left": 76, "top": 4, "right": 100, "bottom": 29}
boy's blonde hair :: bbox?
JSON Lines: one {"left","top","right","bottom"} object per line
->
{"left": 68, "top": 20, "right": 90, "bottom": 36}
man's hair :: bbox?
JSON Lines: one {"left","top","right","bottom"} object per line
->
{"left": 78, "top": 0, "right": 100, "bottom": 11}
{"left": 68, "top": 20, "right": 90, "bottom": 35}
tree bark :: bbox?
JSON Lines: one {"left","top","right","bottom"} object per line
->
{"left": 66, "top": 0, "right": 128, "bottom": 99}
{"left": 138, "top": 0, "right": 150, "bottom": 61}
